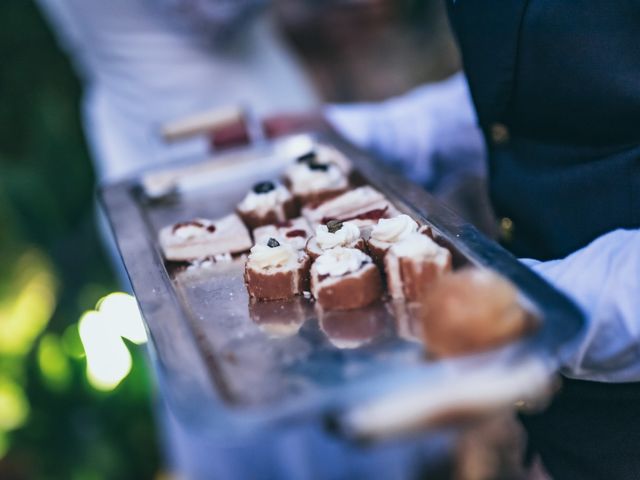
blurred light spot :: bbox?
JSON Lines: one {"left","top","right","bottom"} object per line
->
{"left": 0, "top": 250, "right": 57, "bottom": 356}
{"left": 37, "top": 333, "right": 72, "bottom": 391}
{"left": 77, "top": 292, "right": 145, "bottom": 391}
{"left": 61, "top": 323, "right": 85, "bottom": 359}
{"left": 0, "top": 377, "right": 29, "bottom": 432}
{"left": 79, "top": 311, "right": 132, "bottom": 391}
{"left": 97, "top": 293, "right": 147, "bottom": 345}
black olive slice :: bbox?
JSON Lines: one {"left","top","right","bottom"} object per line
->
{"left": 307, "top": 161, "right": 329, "bottom": 172}
{"left": 253, "top": 181, "right": 276, "bottom": 194}
{"left": 296, "top": 151, "right": 316, "bottom": 163}
{"left": 326, "top": 219, "right": 344, "bottom": 233}
{"left": 267, "top": 238, "right": 281, "bottom": 248}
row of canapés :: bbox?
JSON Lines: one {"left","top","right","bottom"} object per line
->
{"left": 159, "top": 144, "right": 451, "bottom": 308}
{"left": 157, "top": 146, "right": 535, "bottom": 356}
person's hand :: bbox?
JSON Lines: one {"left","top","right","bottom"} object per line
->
{"left": 522, "top": 229, "right": 640, "bottom": 383}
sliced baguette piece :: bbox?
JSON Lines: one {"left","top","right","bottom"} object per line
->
{"left": 311, "top": 247, "right": 382, "bottom": 310}
{"left": 159, "top": 214, "right": 251, "bottom": 261}
{"left": 302, "top": 186, "right": 399, "bottom": 229}
{"left": 384, "top": 233, "right": 452, "bottom": 301}
{"left": 244, "top": 239, "right": 310, "bottom": 301}
{"left": 253, "top": 217, "right": 313, "bottom": 251}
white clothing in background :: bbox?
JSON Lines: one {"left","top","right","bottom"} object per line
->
{"left": 37, "top": 0, "right": 319, "bottom": 181}
{"left": 326, "top": 72, "right": 486, "bottom": 188}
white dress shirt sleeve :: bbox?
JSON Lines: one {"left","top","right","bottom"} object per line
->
{"left": 523, "top": 229, "right": 640, "bottom": 383}
{"left": 325, "top": 72, "right": 486, "bottom": 187}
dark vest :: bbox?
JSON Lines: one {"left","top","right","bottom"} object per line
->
{"left": 448, "top": 0, "right": 640, "bottom": 260}
{"left": 447, "top": 2, "right": 640, "bottom": 479}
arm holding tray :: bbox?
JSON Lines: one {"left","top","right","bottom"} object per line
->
{"left": 325, "top": 72, "right": 486, "bottom": 188}
{"left": 523, "top": 228, "right": 640, "bottom": 383}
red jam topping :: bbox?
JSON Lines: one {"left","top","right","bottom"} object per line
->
{"left": 321, "top": 206, "right": 388, "bottom": 224}
{"left": 286, "top": 229, "right": 308, "bottom": 238}
{"left": 275, "top": 220, "right": 293, "bottom": 228}
{"left": 351, "top": 207, "right": 389, "bottom": 221}
{"left": 172, "top": 220, "right": 204, "bottom": 233}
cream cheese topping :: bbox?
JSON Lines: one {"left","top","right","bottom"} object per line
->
{"left": 254, "top": 225, "right": 310, "bottom": 251}
{"left": 249, "top": 241, "right": 298, "bottom": 269}
{"left": 315, "top": 221, "right": 361, "bottom": 250}
{"left": 283, "top": 236, "right": 308, "bottom": 251}
{"left": 267, "top": 233, "right": 307, "bottom": 251}
{"left": 391, "top": 233, "right": 448, "bottom": 263}
{"left": 314, "top": 144, "right": 352, "bottom": 173}
{"left": 238, "top": 183, "right": 291, "bottom": 214}
{"left": 340, "top": 185, "right": 383, "bottom": 206}
{"left": 314, "top": 247, "right": 370, "bottom": 278}
{"left": 287, "top": 163, "right": 346, "bottom": 194}
{"left": 304, "top": 186, "right": 387, "bottom": 218}
{"left": 370, "top": 214, "right": 418, "bottom": 243}
{"left": 253, "top": 217, "right": 312, "bottom": 251}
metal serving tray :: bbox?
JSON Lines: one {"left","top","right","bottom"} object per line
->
{"left": 100, "top": 132, "right": 584, "bottom": 441}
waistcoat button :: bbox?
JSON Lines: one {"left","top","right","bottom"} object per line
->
{"left": 500, "top": 216, "right": 514, "bottom": 242}
{"left": 490, "top": 123, "right": 510, "bottom": 145}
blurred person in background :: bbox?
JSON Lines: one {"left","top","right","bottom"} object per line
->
{"left": 34, "top": 1, "right": 320, "bottom": 478}
{"left": 36, "top": 0, "right": 319, "bottom": 182}
{"left": 34, "top": 1, "right": 321, "bottom": 477}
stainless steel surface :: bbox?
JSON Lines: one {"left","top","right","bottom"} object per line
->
{"left": 100, "top": 132, "right": 584, "bottom": 439}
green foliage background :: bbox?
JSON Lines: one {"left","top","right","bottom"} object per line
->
{"left": 0, "top": 2, "right": 160, "bottom": 479}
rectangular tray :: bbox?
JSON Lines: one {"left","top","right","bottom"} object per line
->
{"left": 100, "top": 132, "right": 584, "bottom": 439}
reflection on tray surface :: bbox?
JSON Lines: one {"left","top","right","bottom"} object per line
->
{"left": 151, "top": 138, "right": 542, "bottom": 408}
{"left": 388, "top": 300, "right": 423, "bottom": 344}
{"left": 249, "top": 298, "right": 311, "bottom": 339}
{"left": 317, "top": 301, "right": 391, "bottom": 350}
